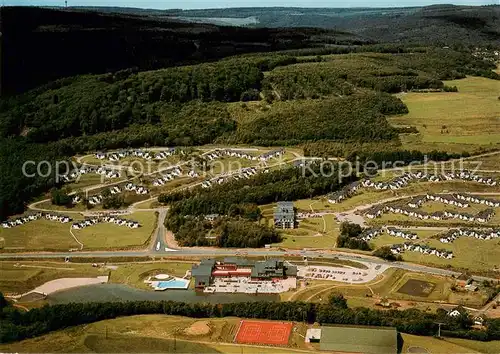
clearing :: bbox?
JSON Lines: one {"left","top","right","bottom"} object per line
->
{"left": 390, "top": 76, "right": 500, "bottom": 153}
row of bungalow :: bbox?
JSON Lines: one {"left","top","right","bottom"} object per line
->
{"left": 71, "top": 216, "right": 141, "bottom": 230}
{"left": 327, "top": 182, "right": 361, "bottom": 204}
{"left": 362, "top": 172, "right": 436, "bottom": 191}
{"left": 124, "top": 183, "right": 149, "bottom": 195}
{"left": 439, "top": 228, "right": 500, "bottom": 243}
{"left": 2, "top": 212, "right": 71, "bottom": 229}
{"left": 95, "top": 148, "right": 177, "bottom": 161}
{"left": 367, "top": 202, "right": 495, "bottom": 223}
{"left": 362, "top": 171, "right": 497, "bottom": 191}
{"left": 425, "top": 194, "right": 469, "bottom": 208}
{"left": 61, "top": 165, "right": 109, "bottom": 182}
{"left": 205, "top": 149, "right": 257, "bottom": 161}
{"left": 359, "top": 227, "right": 418, "bottom": 242}
{"left": 234, "top": 167, "right": 258, "bottom": 180}
{"left": 386, "top": 227, "right": 418, "bottom": 240}
{"left": 152, "top": 167, "right": 182, "bottom": 186}
{"left": 445, "top": 171, "right": 497, "bottom": 186}
{"left": 201, "top": 167, "right": 262, "bottom": 189}
{"left": 390, "top": 243, "right": 454, "bottom": 259}
{"left": 259, "top": 148, "right": 285, "bottom": 162}
{"left": 96, "top": 167, "right": 121, "bottom": 179}
{"left": 359, "top": 228, "right": 382, "bottom": 242}
{"left": 88, "top": 195, "right": 104, "bottom": 206}
{"left": 454, "top": 193, "right": 500, "bottom": 207}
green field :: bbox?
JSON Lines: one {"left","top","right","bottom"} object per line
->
{"left": 390, "top": 76, "right": 500, "bottom": 153}
{"left": 463, "top": 153, "right": 500, "bottom": 171}
{"left": 0, "top": 315, "right": 311, "bottom": 353}
{"left": 0, "top": 217, "right": 83, "bottom": 251}
{"left": 73, "top": 211, "right": 157, "bottom": 250}
{"left": 444, "top": 338, "right": 500, "bottom": 354}
{"left": 401, "top": 334, "right": 480, "bottom": 354}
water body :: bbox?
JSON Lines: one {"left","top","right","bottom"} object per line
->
{"left": 47, "top": 283, "right": 278, "bottom": 305}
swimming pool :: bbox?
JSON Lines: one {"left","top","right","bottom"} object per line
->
{"left": 155, "top": 278, "right": 190, "bottom": 290}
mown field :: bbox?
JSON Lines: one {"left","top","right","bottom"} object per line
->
{"left": 391, "top": 76, "right": 500, "bottom": 153}
{"left": 0, "top": 315, "right": 311, "bottom": 353}
{"left": 73, "top": 211, "right": 157, "bottom": 250}
{"left": 0, "top": 216, "right": 84, "bottom": 251}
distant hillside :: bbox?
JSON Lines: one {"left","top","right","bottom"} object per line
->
{"left": 0, "top": 6, "right": 362, "bottom": 95}
{"left": 84, "top": 5, "right": 500, "bottom": 45}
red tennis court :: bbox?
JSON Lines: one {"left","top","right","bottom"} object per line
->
{"left": 235, "top": 320, "right": 293, "bottom": 345}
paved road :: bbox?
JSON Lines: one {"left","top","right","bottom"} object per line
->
{"left": 152, "top": 208, "right": 169, "bottom": 252}
{"left": 0, "top": 246, "right": 465, "bottom": 278}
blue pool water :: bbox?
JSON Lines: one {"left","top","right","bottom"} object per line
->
{"left": 157, "top": 279, "right": 189, "bottom": 289}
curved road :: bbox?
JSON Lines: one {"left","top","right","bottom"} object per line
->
{"left": 4, "top": 148, "right": 500, "bottom": 284}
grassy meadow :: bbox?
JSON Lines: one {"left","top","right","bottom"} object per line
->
{"left": 0, "top": 216, "right": 83, "bottom": 251}
{"left": 390, "top": 76, "right": 500, "bottom": 153}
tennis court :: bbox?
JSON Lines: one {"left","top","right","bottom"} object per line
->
{"left": 235, "top": 320, "right": 293, "bottom": 345}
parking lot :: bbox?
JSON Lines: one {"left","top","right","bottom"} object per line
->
{"left": 203, "top": 276, "right": 297, "bottom": 294}
{"left": 297, "top": 263, "right": 387, "bottom": 283}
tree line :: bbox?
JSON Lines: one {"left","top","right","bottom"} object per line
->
{"left": 160, "top": 163, "right": 357, "bottom": 248}
{"left": 1, "top": 292, "right": 500, "bottom": 344}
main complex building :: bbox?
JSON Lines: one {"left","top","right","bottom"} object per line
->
{"left": 191, "top": 257, "right": 298, "bottom": 291}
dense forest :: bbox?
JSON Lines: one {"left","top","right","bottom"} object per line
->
{"left": 161, "top": 163, "right": 357, "bottom": 247}
{"left": 1, "top": 292, "right": 500, "bottom": 343}
{"left": 1, "top": 7, "right": 361, "bottom": 96}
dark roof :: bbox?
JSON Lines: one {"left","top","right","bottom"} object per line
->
{"left": 223, "top": 257, "right": 254, "bottom": 267}
{"left": 192, "top": 259, "right": 216, "bottom": 278}
{"left": 275, "top": 201, "right": 295, "bottom": 221}
{"left": 320, "top": 325, "right": 398, "bottom": 354}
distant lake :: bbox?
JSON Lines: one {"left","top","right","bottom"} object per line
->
{"left": 174, "top": 16, "right": 259, "bottom": 27}
{"left": 47, "top": 283, "right": 278, "bottom": 304}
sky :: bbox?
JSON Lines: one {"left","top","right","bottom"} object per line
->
{"left": 5, "top": 0, "right": 497, "bottom": 9}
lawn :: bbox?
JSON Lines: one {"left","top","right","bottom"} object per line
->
{"left": 390, "top": 76, "right": 500, "bottom": 153}
{"left": 0, "top": 261, "right": 105, "bottom": 295}
{"left": 0, "top": 217, "right": 84, "bottom": 251}
{"left": 269, "top": 215, "right": 339, "bottom": 250}
{"left": 73, "top": 211, "right": 157, "bottom": 250}
{"left": 109, "top": 261, "right": 195, "bottom": 290}
{"left": 0, "top": 315, "right": 312, "bottom": 353}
